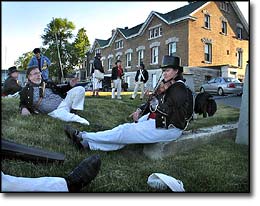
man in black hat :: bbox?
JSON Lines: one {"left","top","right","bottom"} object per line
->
{"left": 64, "top": 55, "right": 193, "bottom": 152}
{"left": 28, "top": 48, "right": 51, "bottom": 81}
{"left": 131, "top": 63, "right": 149, "bottom": 100}
{"left": 2, "top": 66, "right": 22, "bottom": 97}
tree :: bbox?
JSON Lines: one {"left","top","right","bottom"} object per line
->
{"left": 14, "top": 52, "right": 34, "bottom": 71}
{"left": 41, "top": 18, "right": 75, "bottom": 83}
{"left": 72, "top": 28, "right": 90, "bottom": 66}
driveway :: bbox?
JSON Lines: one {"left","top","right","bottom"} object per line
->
{"left": 214, "top": 95, "right": 242, "bottom": 109}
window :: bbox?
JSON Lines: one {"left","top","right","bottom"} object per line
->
{"left": 222, "top": 21, "right": 227, "bottom": 35}
{"left": 115, "top": 40, "right": 123, "bottom": 49}
{"left": 126, "top": 53, "right": 132, "bottom": 67}
{"left": 204, "top": 14, "right": 210, "bottom": 29}
{"left": 89, "top": 63, "right": 93, "bottom": 74}
{"left": 137, "top": 50, "right": 144, "bottom": 66}
{"left": 149, "top": 26, "right": 162, "bottom": 39}
{"left": 151, "top": 47, "right": 159, "bottom": 64}
{"left": 220, "top": 2, "right": 230, "bottom": 12}
{"left": 204, "top": 43, "right": 212, "bottom": 63}
{"left": 237, "top": 50, "right": 243, "bottom": 67}
{"left": 108, "top": 58, "right": 113, "bottom": 70}
{"left": 168, "top": 42, "right": 176, "bottom": 56}
{"left": 95, "top": 49, "right": 101, "bottom": 56}
{"left": 237, "top": 27, "right": 242, "bottom": 39}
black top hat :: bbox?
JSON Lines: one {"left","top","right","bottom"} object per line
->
{"left": 33, "top": 48, "right": 41, "bottom": 54}
{"left": 140, "top": 63, "right": 145, "bottom": 69}
{"left": 160, "top": 55, "right": 183, "bottom": 72}
{"left": 26, "top": 65, "right": 39, "bottom": 76}
{"left": 8, "top": 66, "right": 18, "bottom": 75}
{"left": 115, "top": 59, "right": 122, "bottom": 64}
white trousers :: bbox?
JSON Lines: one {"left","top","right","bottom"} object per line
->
{"left": 132, "top": 81, "right": 145, "bottom": 99}
{"left": 81, "top": 114, "right": 183, "bottom": 151}
{"left": 92, "top": 74, "right": 102, "bottom": 90}
{"left": 1, "top": 172, "right": 68, "bottom": 192}
{"left": 112, "top": 78, "right": 122, "bottom": 99}
{"left": 48, "top": 86, "right": 89, "bottom": 125}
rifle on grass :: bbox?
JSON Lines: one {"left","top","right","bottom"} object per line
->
{"left": 1, "top": 139, "right": 65, "bottom": 163}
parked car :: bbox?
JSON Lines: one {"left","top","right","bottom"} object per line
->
{"left": 199, "top": 77, "right": 243, "bottom": 96}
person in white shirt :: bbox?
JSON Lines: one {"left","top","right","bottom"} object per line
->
{"left": 131, "top": 63, "right": 149, "bottom": 100}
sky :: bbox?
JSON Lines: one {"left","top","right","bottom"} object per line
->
{"left": 2, "top": 1, "right": 249, "bottom": 70}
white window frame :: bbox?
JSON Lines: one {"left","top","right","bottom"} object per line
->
{"left": 237, "top": 50, "right": 243, "bottom": 67}
{"left": 149, "top": 26, "right": 162, "bottom": 40}
{"left": 126, "top": 52, "right": 132, "bottom": 67}
{"left": 168, "top": 42, "right": 177, "bottom": 56}
{"left": 95, "top": 49, "right": 101, "bottom": 56}
{"left": 204, "top": 14, "right": 211, "bottom": 29}
{"left": 89, "top": 63, "right": 93, "bottom": 75}
{"left": 108, "top": 58, "right": 113, "bottom": 70}
{"left": 151, "top": 46, "right": 159, "bottom": 64}
{"left": 222, "top": 21, "right": 227, "bottom": 35}
{"left": 115, "top": 39, "right": 124, "bottom": 49}
{"left": 220, "top": 2, "right": 230, "bottom": 12}
{"left": 237, "top": 27, "right": 243, "bottom": 39}
{"left": 138, "top": 50, "right": 144, "bottom": 66}
{"left": 204, "top": 43, "right": 212, "bottom": 63}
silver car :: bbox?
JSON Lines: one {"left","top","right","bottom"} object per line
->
{"left": 199, "top": 77, "right": 243, "bottom": 96}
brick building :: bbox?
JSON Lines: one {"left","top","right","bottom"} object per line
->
{"left": 82, "top": 1, "right": 249, "bottom": 91}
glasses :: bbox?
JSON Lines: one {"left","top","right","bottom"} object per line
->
{"left": 30, "top": 72, "right": 41, "bottom": 76}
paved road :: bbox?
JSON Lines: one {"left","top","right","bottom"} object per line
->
{"left": 214, "top": 95, "right": 242, "bottom": 109}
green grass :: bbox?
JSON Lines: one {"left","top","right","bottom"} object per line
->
{"left": 1, "top": 96, "right": 249, "bottom": 192}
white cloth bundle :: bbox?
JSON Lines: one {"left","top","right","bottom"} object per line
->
{"left": 147, "top": 173, "right": 185, "bottom": 192}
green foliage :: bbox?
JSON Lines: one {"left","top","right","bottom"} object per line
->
{"left": 14, "top": 51, "right": 34, "bottom": 70}
{"left": 15, "top": 17, "right": 91, "bottom": 82}
{"left": 73, "top": 28, "right": 90, "bottom": 60}
{"left": 1, "top": 96, "right": 248, "bottom": 192}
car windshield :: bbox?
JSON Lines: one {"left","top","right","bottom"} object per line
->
{"left": 223, "top": 78, "right": 241, "bottom": 83}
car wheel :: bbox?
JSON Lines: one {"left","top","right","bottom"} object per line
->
{"left": 103, "top": 86, "right": 108, "bottom": 92}
{"left": 200, "top": 87, "right": 205, "bottom": 93}
{"left": 217, "top": 88, "right": 224, "bottom": 96}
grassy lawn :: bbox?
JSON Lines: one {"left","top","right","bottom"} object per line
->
{"left": 1, "top": 95, "right": 249, "bottom": 192}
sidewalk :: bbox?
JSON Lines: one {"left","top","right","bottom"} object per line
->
{"left": 85, "top": 91, "right": 141, "bottom": 97}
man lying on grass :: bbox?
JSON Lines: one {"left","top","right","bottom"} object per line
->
{"left": 65, "top": 55, "right": 193, "bottom": 151}
{"left": 19, "top": 65, "right": 90, "bottom": 125}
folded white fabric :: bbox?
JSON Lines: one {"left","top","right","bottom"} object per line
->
{"left": 147, "top": 173, "right": 185, "bottom": 192}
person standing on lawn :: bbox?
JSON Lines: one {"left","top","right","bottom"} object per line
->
{"left": 92, "top": 53, "right": 104, "bottom": 97}
{"left": 19, "top": 65, "right": 90, "bottom": 125}
{"left": 64, "top": 55, "right": 193, "bottom": 151}
{"left": 130, "top": 63, "right": 149, "bottom": 100}
{"left": 28, "top": 48, "right": 51, "bottom": 81}
{"left": 111, "top": 59, "right": 124, "bottom": 99}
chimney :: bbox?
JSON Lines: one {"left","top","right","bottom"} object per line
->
{"left": 124, "top": 27, "right": 128, "bottom": 29}
{"left": 112, "top": 29, "right": 116, "bottom": 36}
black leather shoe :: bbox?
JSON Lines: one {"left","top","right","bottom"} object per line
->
{"left": 64, "top": 125, "right": 84, "bottom": 150}
{"left": 65, "top": 155, "right": 101, "bottom": 192}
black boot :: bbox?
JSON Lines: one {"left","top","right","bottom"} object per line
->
{"left": 64, "top": 125, "right": 84, "bottom": 150}
{"left": 65, "top": 155, "right": 101, "bottom": 192}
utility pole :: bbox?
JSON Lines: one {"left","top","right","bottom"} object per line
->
{"left": 53, "top": 17, "right": 64, "bottom": 83}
